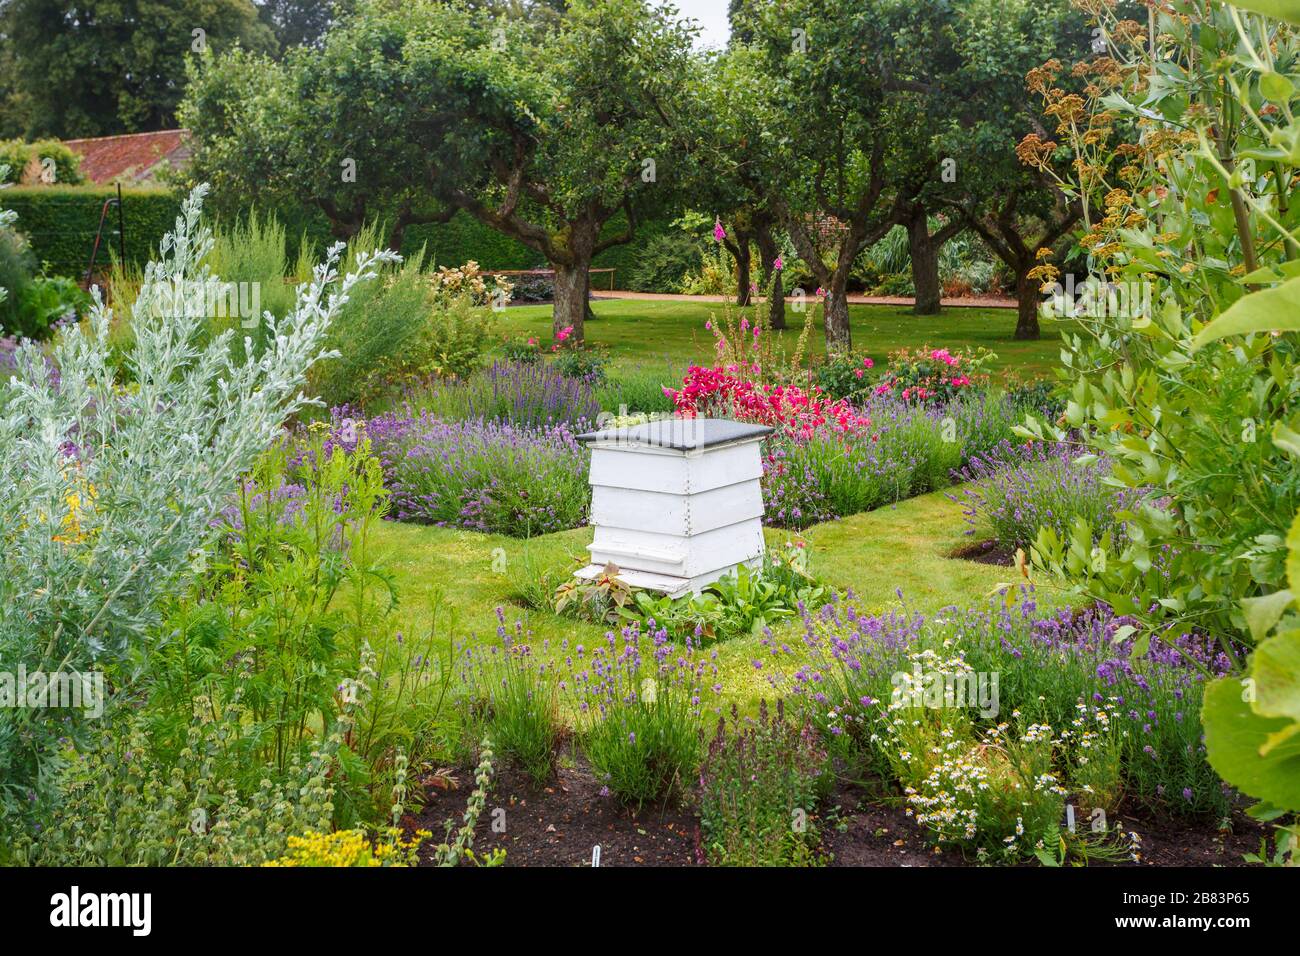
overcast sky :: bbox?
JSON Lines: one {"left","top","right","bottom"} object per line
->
{"left": 664, "top": 0, "right": 732, "bottom": 50}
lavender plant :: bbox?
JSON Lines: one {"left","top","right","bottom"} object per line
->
{"left": 763, "top": 392, "right": 1021, "bottom": 530}
{"left": 781, "top": 592, "right": 1235, "bottom": 834}
{"left": 561, "top": 621, "right": 713, "bottom": 808}
{"left": 458, "top": 614, "right": 562, "bottom": 786}
{"left": 0, "top": 184, "right": 397, "bottom": 829}
{"left": 950, "top": 440, "right": 1145, "bottom": 551}
{"left": 333, "top": 409, "right": 590, "bottom": 535}
{"left": 397, "top": 359, "right": 601, "bottom": 428}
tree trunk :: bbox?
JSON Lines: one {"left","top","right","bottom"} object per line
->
{"left": 768, "top": 271, "right": 786, "bottom": 330}
{"left": 907, "top": 209, "right": 941, "bottom": 315}
{"left": 552, "top": 260, "right": 590, "bottom": 343}
{"left": 581, "top": 268, "right": 596, "bottom": 323}
{"left": 755, "top": 227, "right": 786, "bottom": 330}
{"left": 823, "top": 284, "right": 852, "bottom": 353}
{"left": 734, "top": 240, "right": 752, "bottom": 307}
{"left": 1014, "top": 266, "right": 1040, "bottom": 340}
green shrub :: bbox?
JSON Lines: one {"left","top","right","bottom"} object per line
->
{"left": 813, "top": 351, "right": 877, "bottom": 400}
{"left": 679, "top": 242, "right": 735, "bottom": 296}
{"left": 871, "top": 271, "right": 915, "bottom": 297}
{"left": 311, "top": 232, "right": 432, "bottom": 407}
{"left": 153, "top": 437, "right": 386, "bottom": 756}
{"left": 0, "top": 223, "right": 35, "bottom": 334}
{"left": 0, "top": 140, "right": 85, "bottom": 186}
{"left": 423, "top": 290, "right": 497, "bottom": 381}
{"left": 699, "top": 701, "right": 828, "bottom": 866}
{"left": 204, "top": 210, "right": 303, "bottom": 326}
{"left": 313, "top": 242, "right": 503, "bottom": 407}
{"left": 0, "top": 185, "right": 396, "bottom": 836}
{"left": 11, "top": 662, "right": 370, "bottom": 866}
{"left": 625, "top": 230, "right": 705, "bottom": 293}
{"left": 551, "top": 346, "right": 607, "bottom": 384}
{"left": 18, "top": 275, "right": 92, "bottom": 337}
{"left": 462, "top": 636, "right": 561, "bottom": 786}
{"left": 0, "top": 193, "right": 93, "bottom": 340}
{"left": 563, "top": 620, "right": 705, "bottom": 809}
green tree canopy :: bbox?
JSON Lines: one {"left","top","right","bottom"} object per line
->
{"left": 0, "top": 0, "right": 275, "bottom": 138}
{"left": 717, "top": 0, "right": 952, "bottom": 351}
{"left": 937, "top": 0, "right": 1095, "bottom": 338}
{"left": 184, "top": 0, "right": 700, "bottom": 342}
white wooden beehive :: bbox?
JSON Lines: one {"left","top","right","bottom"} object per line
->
{"left": 574, "top": 417, "right": 773, "bottom": 598}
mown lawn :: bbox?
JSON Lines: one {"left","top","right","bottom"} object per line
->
{"left": 499, "top": 298, "right": 1073, "bottom": 378}
{"left": 367, "top": 487, "right": 1036, "bottom": 715}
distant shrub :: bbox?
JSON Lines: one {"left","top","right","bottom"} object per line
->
{"left": 625, "top": 230, "right": 705, "bottom": 293}
{"left": 510, "top": 272, "right": 554, "bottom": 302}
{"left": 679, "top": 242, "right": 734, "bottom": 296}
{"left": 813, "top": 351, "right": 876, "bottom": 400}
{"left": 551, "top": 346, "right": 607, "bottom": 384}
{"left": 0, "top": 140, "right": 85, "bottom": 186}
{"left": 873, "top": 345, "right": 995, "bottom": 404}
{"left": 871, "top": 271, "right": 914, "bottom": 297}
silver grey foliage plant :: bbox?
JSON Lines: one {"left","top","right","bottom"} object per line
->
{"left": 0, "top": 183, "right": 397, "bottom": 815}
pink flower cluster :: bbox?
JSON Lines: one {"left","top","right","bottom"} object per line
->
{"left": 665, "top": 365, "right": 871, "bottom": 439}
{"left": 872, "top": 345, "right": 983, "bottom": 404}
{"left": 930, "top": 348, "right": 959, "bottom": 366}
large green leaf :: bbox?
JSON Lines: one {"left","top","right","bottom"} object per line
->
{"left": 1255, "top": 629, "right": 1300, "bottom": 723}
{"left": 1193, "top": 276, "right": 1300, "bottom": 348}
{"left": 1228, "top": 0, "right": 1300, "bottom": 25}
{"left": 1242, "top": 589, "right": 1294, "bottom": 642}
{"left": 1204, "top": 670, "right": 1300, "bottom": 809}
{"left": 1275, "top": 420, "right": 1300, "bottom": 459}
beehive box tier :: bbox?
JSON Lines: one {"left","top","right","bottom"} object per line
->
{"left": 575, "top": 417, "right": 773, "bottom": 596}
{"left": 573, "top": 560, "right": 760, "bottom": 600}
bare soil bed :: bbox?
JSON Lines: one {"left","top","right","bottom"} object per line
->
{"left": 409, "top": 757, "right": 1268, "bottom": 868}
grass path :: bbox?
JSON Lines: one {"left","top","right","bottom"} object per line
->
{"left": 368, "top": 487, "right": 1019, "bottom": 713}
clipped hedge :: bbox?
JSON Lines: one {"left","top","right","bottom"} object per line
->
{"left": 3, "top": 186, "right": 182, "bottom": 275}
{"left": 6, "top": 185, "right": 679, "bottom": 289}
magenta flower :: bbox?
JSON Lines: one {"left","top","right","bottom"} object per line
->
{"left": 713, "top": 218, "right": 726, "bottom": 242}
